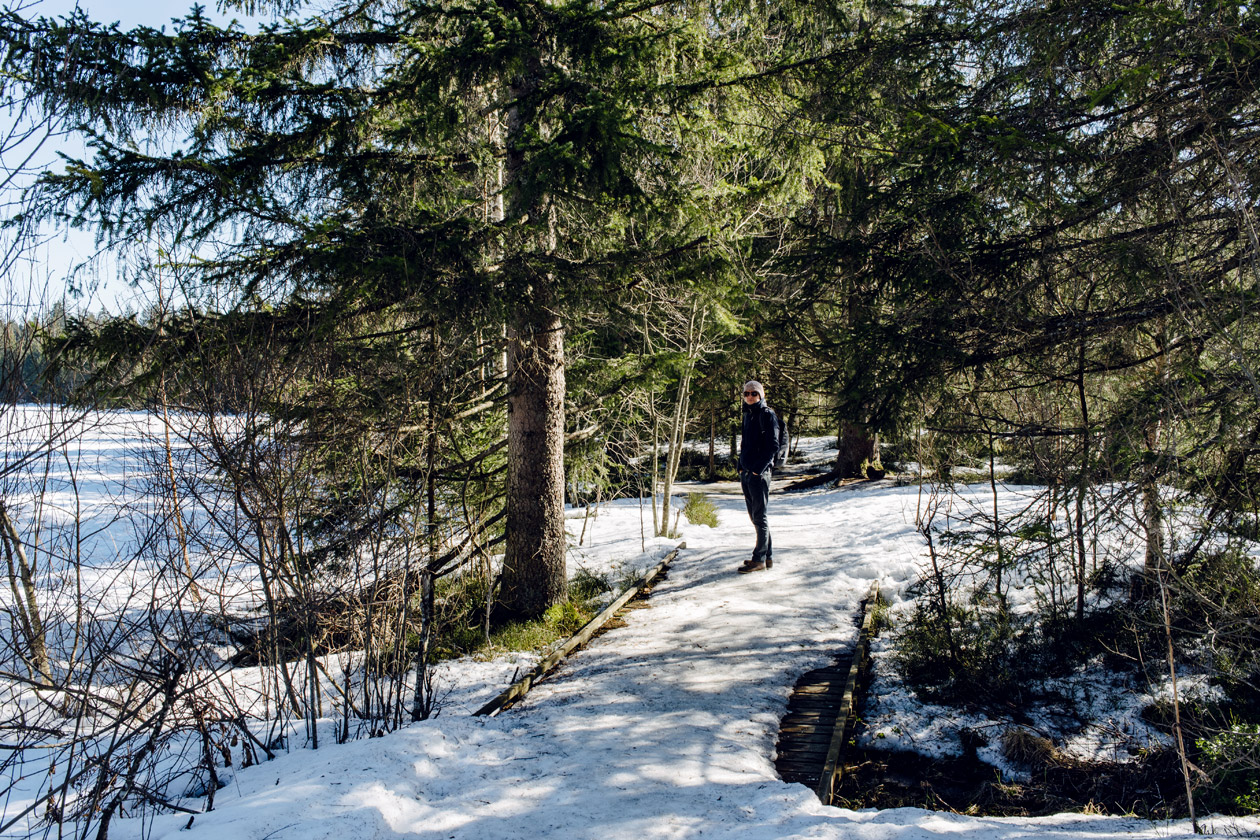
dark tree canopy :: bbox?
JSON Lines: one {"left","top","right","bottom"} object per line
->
{"left": 1, "top": 0, "right": 776, "bottom": 616}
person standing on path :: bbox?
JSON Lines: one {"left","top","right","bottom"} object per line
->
{"left": 737, "top": 380, "right": 780, "bottom": 574}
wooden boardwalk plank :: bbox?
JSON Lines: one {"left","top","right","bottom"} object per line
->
{"left": 473, "top": 544, "right": 684, "bottom": 717}
{"left": 773, "top": 650, "right": 856, "bottom": 792}
{"left": 772, "top": 583, "right": 881, "bottom": 806}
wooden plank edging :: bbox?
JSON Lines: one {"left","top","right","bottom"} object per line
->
{"left": 814, "top": 581, "right": 882, "bottom": 804}
{"left": 472, "top": 543, "right": 685, "bottom": 717}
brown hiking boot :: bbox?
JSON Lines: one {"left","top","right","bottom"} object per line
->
{"left": 765, "top": 556, "right": 773, "bottom": 569}
{"left": 738, "top": 560, "right": 766, "bottom": 574}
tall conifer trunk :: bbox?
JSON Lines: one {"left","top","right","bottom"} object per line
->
{"left": 500, "top": 307, "right": 567, "bottom": 617}
{"left": 836, "top": 420, "right": 875, "bottom": 478}
{"left": 497, "top": 61, "right": 568, "bottom": 618}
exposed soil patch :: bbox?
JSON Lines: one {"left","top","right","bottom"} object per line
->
{"left": 832, "top": 742, "right": 1190, "bottom": 818}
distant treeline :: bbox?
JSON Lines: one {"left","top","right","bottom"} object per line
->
{"left": 0, "top": 305, "right": 99, "bottom": 404}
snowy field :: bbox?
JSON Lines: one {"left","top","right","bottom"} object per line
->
{"left": 1, "top": 410, "right": 1255, "bottom": 839}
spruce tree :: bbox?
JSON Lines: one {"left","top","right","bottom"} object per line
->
{"left": 0, "top": 0, "right": 762, "bottom": 617}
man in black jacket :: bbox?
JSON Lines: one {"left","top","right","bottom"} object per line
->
{"left": 737, "top": 380, "right": 779, "bottom": 573}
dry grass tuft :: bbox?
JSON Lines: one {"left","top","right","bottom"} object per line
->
{"left": 1001, "top": 727, "right": 1059, "bottom": 767}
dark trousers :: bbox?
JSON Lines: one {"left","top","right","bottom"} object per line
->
{"left": 740, "top": 469, "right": 772, "bottom": 562}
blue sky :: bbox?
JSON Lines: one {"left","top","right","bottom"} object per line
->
{"left": 7, "top": 0, "right": 273, "bottom": 317}
{"left": 36, "top": 0, "right": 191, "bottom": 27}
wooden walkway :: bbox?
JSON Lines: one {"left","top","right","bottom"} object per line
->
{"left": 774, "top": 654, "right": 857, "bottom": 783}
{"left": 473, "top": 544, "right": 683, "bottom": 717}
{"left": 773, "top": 584, "right": 879, "bottom": 804}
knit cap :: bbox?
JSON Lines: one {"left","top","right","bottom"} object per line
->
{"left": 743, "top": 380, "right": 764, "bottom": 396}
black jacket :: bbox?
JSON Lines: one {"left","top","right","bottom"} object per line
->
{"left": 739, "top": 399, "right": 780, "bottom": 474}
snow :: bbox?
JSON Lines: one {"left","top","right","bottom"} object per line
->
{"left": 2, "top": 414, "right": 1255, "bottom": 839}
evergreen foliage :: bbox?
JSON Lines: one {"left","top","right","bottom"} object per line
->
{"left": 0, "top": 0, "right": 770, "bottom": 619}
{"left": 4, "top": 0, "right": 1260, "bottom": 821}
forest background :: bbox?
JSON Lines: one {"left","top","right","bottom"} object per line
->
{"left": 1, "top": 0, "right": 1260, "bottom": 833}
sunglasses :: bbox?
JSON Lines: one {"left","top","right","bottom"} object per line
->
{"left": 743, "top": 391, "right": 759, "bottom": 396}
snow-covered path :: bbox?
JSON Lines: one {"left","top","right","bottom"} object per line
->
{"left": 116, "top": 482, "right": 1218, "bottom": 840}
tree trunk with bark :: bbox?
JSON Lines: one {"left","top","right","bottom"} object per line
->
{"left": 1, "top": 500, "right": 50, "bottom": 684}
{"left": 708, "top": 412, "right": 716, "bottom": 479}
{"left": 496, "top": 60, "right": 569, "bottom": 619}
{"left": 835, "top": 420, "right": 875, "bottom": 478}
{"left": 499, "top": 306, "right": 568, "bottom": 618}
{"left": 659, "top": 305, "right": 700, "bottom": 535}
{"left": 1142, "top": 330, "right": 1167, "bottom": 578}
